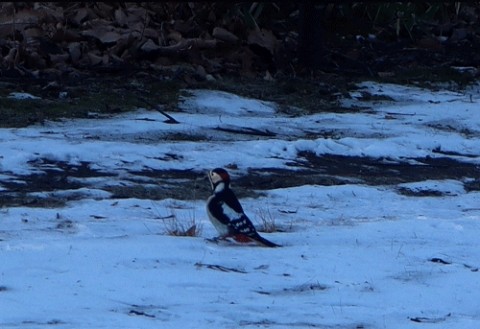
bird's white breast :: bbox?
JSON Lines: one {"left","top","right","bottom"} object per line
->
{"left": 206, "top": 195, "right": 229, "bottom": 236}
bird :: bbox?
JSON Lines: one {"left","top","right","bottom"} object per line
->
{"left": 206, "top": 167, "right": 279, "bottom": 247}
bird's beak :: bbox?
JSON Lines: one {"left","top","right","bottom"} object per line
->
{"left": 206, "top": 170, "right": 214, "bottom": 191}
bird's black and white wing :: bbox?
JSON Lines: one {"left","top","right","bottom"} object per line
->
{"left": 206, "top": 189, "right": 245, "bottom": 236}
{"left": 205, "top": 168, "right": 280, "bottom": 247}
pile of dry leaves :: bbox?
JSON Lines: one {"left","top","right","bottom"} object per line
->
{"left": 1, "top": 2, "right": 479, "bottom": 83}
{"left": 0, "top": 2, "right": 295, "bottom": 81}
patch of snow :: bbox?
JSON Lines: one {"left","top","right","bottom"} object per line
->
{"left": 1, "top": 81, "right": 480, "bottom": 328}
{"left": 179, "top": 89, "right": 277, "bottom": 116}
{"left": 7, "top": 92, "right": 41, "bottom": 100}
{"left": 399, "top": 179, "right": 467, "bottom": 196}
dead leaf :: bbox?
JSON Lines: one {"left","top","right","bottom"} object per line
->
{"left": 140, "top": 39, "right": 160, "bottom": 52}
{"left": 416, "top": 37, "right": 443, "bottom": 51}
{"left": 449, "top": 28, "right": 469, "bottom": 43}
{"left": 10, "top": 8, "right": 40, "bottom": 25}
{"left": 195, "top": 65, "right": 207, "bottom": 80}
{"left": 0, "top": 24, "right": 13, "bottom": 39}
{"left": 52, "top": 28, "right": 82, "bottom": 43}
{"left": 120, "top": 49, "right": 132, "bottom": 60}
{"left": 142, "top": 28, "right": 159, "bottom": 40}
{"left": 70, "top": 7, "right": 94, "bottom": 26}
{"left": 184, "top": 224, "right": 197, "bottom": 237}
{"left": 378, "top": 71, "right": 395, "bottom": 78}
{"left": 212, "top": 27, "right": 238, "bottom": 43}
{"left": 240, "top": 47, "right": 255, "bottom": 73}
{"left": 92, "top": 3, "right": 115, "bottom": 20}
{"left": 167, "top": 31, "right": 183, "bottom": 43}
{"left": 68, "top": 42, "right": 83, "bottom": 62}
{"left": 264, "top": 70, "right": 275, "bottom": 81}
{"left": 114, "top": 8, "right": 127, "bottom": 27}
{"left": 4, "top": 47, "right": 19, "bottom": 68}
{"left": 108, "top": 34, "right": 135, "bottom": 56}
{"left": 81, "top": 26, "right": 123, "bottom": 44}
{"left": 25, "top": 51, "right": 47, "bottom": 69}
{"left": 172, "top": 19, "right": 193, "bottom": 35}
{"left": 87, "top": 52, "right": 103, "bottom": 65}
{"left": 33, "top": 3, "right": 64, "bottom": 23}
{"left": 126, "top": 7, "right": 148, "bottom": 22}
{"left": 23, "top": 26, "right": 44, "bottom": 40}
{"left": 49, "top": 53, "right": 69, "bottom": 65}
{"left": 247, "top": 28, "right": 278, "bottom": 55}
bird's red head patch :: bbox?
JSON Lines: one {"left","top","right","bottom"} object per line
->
{"left": 208, "top": 168, "right": 231, "bottom": 190}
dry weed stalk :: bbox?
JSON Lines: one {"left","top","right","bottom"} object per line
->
{"left": 160, "top": 205, "right": 202, "bottom": 237}
{"left": 255, "top": 207, "right": 277, "bottom": 233}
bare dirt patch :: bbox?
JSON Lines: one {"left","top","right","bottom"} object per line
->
{"left": 1, "top": 154, "right": 479, "bottom": 208}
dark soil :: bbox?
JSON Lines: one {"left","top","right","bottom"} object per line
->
{"left": 1, "top": 29, "right": 479, "bottom": 207}
{"left": 2, "top": 151, "right": 479, "bottom": 208}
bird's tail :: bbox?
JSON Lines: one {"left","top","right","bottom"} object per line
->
{"left": 233, "top": 233, "right": 280, "bottom": 248}
{"left": 255, "top": 235, "right": 280, "bottom": 248}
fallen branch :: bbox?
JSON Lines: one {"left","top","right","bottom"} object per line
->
{"left": 139, "top": 97, "right": 180, "bottom": 124}
{"left": 214, "top": 126, "right": 276, "bottom": 137}
{"left": 194, "top": 262, "right": 247, "bottom": 273}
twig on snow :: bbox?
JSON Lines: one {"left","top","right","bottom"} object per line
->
{"left": 139, "top": 97, "right": 180, "bottom": 124}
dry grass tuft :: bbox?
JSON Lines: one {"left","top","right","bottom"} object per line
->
{"left": 161, "top": 213, "right": 202, "bottom": 237}
{"left": 255, "top": 207, "right": 278, "bottom": 233}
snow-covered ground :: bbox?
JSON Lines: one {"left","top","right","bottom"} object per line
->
{"left": 1, "top": 81, "right": 480, "bottom": 328}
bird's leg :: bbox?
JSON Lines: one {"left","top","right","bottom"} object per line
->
{"left": 208, "top": 235, "right": 230, "bottom": 243}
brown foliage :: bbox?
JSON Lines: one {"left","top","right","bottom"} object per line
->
{"left": 0, "top": 2, "right": 479, "bottom": 81}
{"left": 0, "top": 2, "right": 286, "bottom": 80}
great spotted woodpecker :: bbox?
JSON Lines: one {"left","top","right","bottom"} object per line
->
{"left": 206, "top": 168, "right": 279, "bottom": 247}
